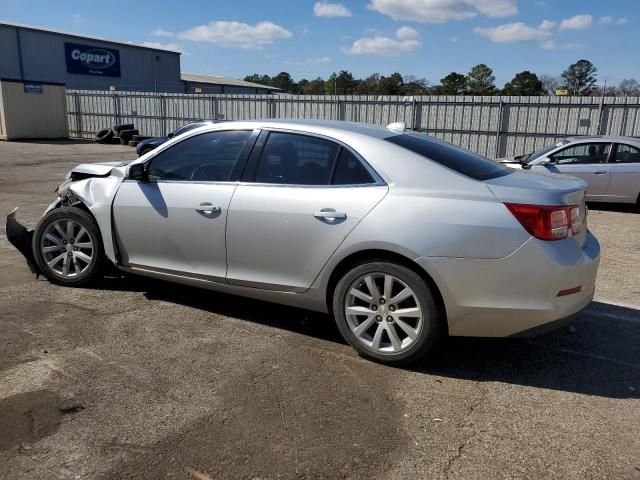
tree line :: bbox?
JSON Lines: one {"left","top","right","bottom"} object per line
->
{"left": 245, "top": 60, "right": 640, "bottom": 97}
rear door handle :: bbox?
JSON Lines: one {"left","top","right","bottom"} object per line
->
{"left": 195, "top": 202, "right": 221, "bottom": 214}
{"left": 314, "top": 209, "right": 347, "bottom": 220}
{"left": 593, "top": 171, "right": 607, "bottom": 175}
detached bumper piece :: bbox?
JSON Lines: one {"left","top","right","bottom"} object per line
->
{"left": 6, "top": 208, "right": 40, "bottom": 277}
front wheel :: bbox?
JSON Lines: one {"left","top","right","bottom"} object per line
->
{"left": 333, "top": 261, "right": 444, "bottom": 365}
{"left": 32, "top": 207, "right": 104, "bottom": 286}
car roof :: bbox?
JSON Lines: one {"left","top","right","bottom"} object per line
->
{"left": 565, "top": 135, "right": 640, "bottom": 143}
{"left": 201, "top": 119, "right": 397, "bottom": 140}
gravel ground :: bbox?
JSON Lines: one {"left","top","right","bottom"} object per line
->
{"left": 0, "top": 140, "right": 639, "bottom": 480}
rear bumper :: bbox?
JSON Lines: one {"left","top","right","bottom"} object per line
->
{"left": 417, "top": 230, "right": 600, "bottom": 337}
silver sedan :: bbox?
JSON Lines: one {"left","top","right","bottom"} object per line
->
{"left": 504, "top": 135, "right": 640, "bottom": 206}
{"left": 7, "top": 120, "right": 600, "bottom": 365}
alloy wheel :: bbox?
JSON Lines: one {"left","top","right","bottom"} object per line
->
{"left": 40, "top": 219, "right": 95, "bottom": 278}
{"left": 345, "top": 272, "right": 423, "bottom": 353}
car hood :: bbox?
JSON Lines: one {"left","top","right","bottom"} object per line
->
{"left": 69, "top": 160, "right": 133, "bottom": 177}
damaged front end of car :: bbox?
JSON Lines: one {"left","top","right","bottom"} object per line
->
{"left": 5, "top": 161, "right": 130, "bottom": 275}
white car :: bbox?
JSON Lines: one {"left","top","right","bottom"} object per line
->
{"left": 504, "top": 136, "right": 640, "bottom": 206}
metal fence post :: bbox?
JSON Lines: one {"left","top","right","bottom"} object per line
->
{"left": 74, "top": 92, "right": 83, "bottom": 138}
{"left": 113, "top": 93, "right": 120, "bottom": 126}
{"left": 160, "top": 95, "right": 167, "bottom": 136}
{"left": 596, "top": 95, "right": 605, "bottom": 135}
{"left": 494, "top": 101, "right": 504, "bottom": 158}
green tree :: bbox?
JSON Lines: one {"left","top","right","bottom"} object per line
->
{"left": 325, "top": 70, "right": 356, "bottom": 95}
{"left": 502, "top": 71, "right": 545, "bottom": 96}
{"left": 466, "top": 64, "right": 496, "bottom": 95}
{"left": 401, "top": 74, "right": 430, "bottom": 95}
{"left": 270, "top": 72, "right": 297, "bottom": 93}
{"left": 561, "top": 59, "right": 597, "bottom": 96}
{"left": 433, "top": 72, "right": 467, "bottom": 95}
{"left": 375, "top": 73, "right": 404, "bottom": 95}
{"left": 356, "top": 74, "right": 380, "bottom": 94}
{"left": 243, "top": 74, "right": 272, "bottom": 86}
{"left": 538, "top": 74, "right": 561, "bottom": 96}
{"left": 298, "top": 77, "right": 325, "bottom": 95}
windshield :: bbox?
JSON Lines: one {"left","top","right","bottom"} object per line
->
{"left": 385, "top": 132, "right": 512, "bottom": 181}
{"left": 523, "top": 139, "right": 570, "bottom": 164}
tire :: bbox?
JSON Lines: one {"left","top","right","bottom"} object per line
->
{"left": 332, "top": 261, "right": 443, "bottom": 365}
{"left": 32, "top": 207, "right": 104, "bottom": 287}
{"left": 120, "top": 137, "right": 129, "bottom": 145}
{"left": 128, "top": 140, "right": 138, "bottom": 147}
{"left": 95, "top": 128, "right": 114, "bottom": 144}
{"left": 113, "top": 123, "right": 134, "bottom": 134}
{"left": 132, "top": 135, "right": 151, "bottom": 141}
{"left": 118, "top": 129, "right": 139, "bottom": 143}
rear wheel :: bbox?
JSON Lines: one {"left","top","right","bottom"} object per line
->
{"left": 333, "top": 261, "right": 443, "bottom": 365}
{"left": 33, "top": 207, "right": 104, "bottom": 287}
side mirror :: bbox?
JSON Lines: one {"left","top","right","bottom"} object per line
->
{"left": 538, "top": 157, "right": 551, "bottom": 166}
{"left": 128, "top": 163, "right": 148, "bottom": 181}
{"left": 167, "top": 132, "right": 174, "bottom": 138}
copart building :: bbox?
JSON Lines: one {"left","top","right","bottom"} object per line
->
{"left": 0, "top": 21, "right": 280, "bottom": 94}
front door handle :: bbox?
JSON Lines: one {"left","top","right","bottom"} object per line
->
{"left": 195, "top": 202, "right": 221, "bottom": 214}
{"left": 314, "top": 209, "right": 347, "bottom": 220}
{"left": 593, "top": 170, "right": 607, "bottom": 175}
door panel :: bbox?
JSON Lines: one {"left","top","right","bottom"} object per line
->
{"left": 225, "top": 185, "right": 388, "bottom": 291}
{"left": 113, "top": 181, "right": 236, "bottom": 279}
{"left": 543, "top": 142, "right": 612, "bottom": 199}
{"left": 606, "top": 143, "right": 640, "bottom": 203}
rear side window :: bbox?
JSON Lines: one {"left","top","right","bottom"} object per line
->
{"left": 385, "top": 133, "right": 511, "bottom": 180}
{"left": 332, "top": 149, "right": 375, "bottom": 185}
{"left": 612, "top": 143, "right": 640, "bottom": 163}
{"left": 255, "top": 132, "right": 339, "bottom": 185}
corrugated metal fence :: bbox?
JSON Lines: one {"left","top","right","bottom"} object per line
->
{"left": 66, "top": 90, "right": 640, "bottom": 158}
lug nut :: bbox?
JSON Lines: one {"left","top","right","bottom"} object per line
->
{"left": 371, "top": 305, "right": 378, "bottom": 311}
{"left": 375, "top": 315, "right": 383, "bottom": 322}
{"left": 73, "top": 247, "right": 78, "bottom": 251}
{"left": 389, "top": 305, "right": 396, "bottom": 312}
{"left": 379, "top": 298, "right": 386, "bottom": 305}
{"left": 387, "top": 316, "right": 394, "bottom": 322}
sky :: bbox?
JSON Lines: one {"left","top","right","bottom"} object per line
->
{"left": 1, "top": 0, "right": 638, "bottom": 87}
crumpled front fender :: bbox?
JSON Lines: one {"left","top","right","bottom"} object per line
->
{"left": 55, "top": 168, "right": 126, "bottom": 263}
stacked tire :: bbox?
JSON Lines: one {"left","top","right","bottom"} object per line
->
{"left": 95, "top": 124, "right": 151, "bottom": 148}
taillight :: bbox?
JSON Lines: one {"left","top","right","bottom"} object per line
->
{"left": 569, "top": 206, "right": 581, "bottom": 235}
{"left": 505, "top": 203, "right": 580, "bottom": 241}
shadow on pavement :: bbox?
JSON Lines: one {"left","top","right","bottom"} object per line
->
{"left": 95, "top": 275, "right": 640, "bottom": 399}
{"left": 587, "top": 202, "right": 639, "bottom": 214}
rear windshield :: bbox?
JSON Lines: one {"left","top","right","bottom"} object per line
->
{"left": 385, "top": 133, "right": 512, "bottom": 181}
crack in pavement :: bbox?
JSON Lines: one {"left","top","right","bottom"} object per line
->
{"left": 443, "top": 383, "right": 488, "bottom": 479}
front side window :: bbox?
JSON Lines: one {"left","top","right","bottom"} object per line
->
{"left": 254, "top": 132, "right": 340, "bottom": 185}
{"left": 550, "top": 143, "right": 611, "bottom": 165}
{"left": 147, "top": 130, "right": 252, "bottom": 181}
{"left": 612, "top": 143, "right": 640, "bottom": 163}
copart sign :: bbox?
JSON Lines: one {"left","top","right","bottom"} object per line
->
{"left": 65, "top": 42, "right": 121, "bottom": 77}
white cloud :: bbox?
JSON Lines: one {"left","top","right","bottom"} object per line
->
{"left": 616, "top": 17, "right": 628, "bottom": 24}
{"left": 559, "top": 14, "right": 593, "bottom": 30}
{"left": 313, "top": 2, "right": 352, "bottom": 17}
{"left": 539, "top": 19, "right": 556, "bottom": 30}
{"left": 342, "top": 26, "right": 422, "bottom": 55}
{"left": 474, "top": 22, "right": 551, "bottom": 43}
{"left": 368, "top": 0, "right": 517, "bottom": 23}
{"left": 142, "top": 41, "right": 183, "bottom": 52}
{"left": 598, "top": 16, "right": 613, "bottom": 25}
{"left": 286, "top": 56, "right": 332, "bottom": 65}
{"left": 541, "top": 40, "right": 581, "bottom": 50}
{"left": 395, "top": 25, "right": 421, "bottom": 40}
{"left": 153, "top": 27, "right": 175, "bottom": 37}
{"left": 178, "top": 21, "right": 292, "bottom": 49}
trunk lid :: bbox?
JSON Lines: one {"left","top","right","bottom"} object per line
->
{"left": 484, "top": 169, "right": 588, "bottom": 246}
